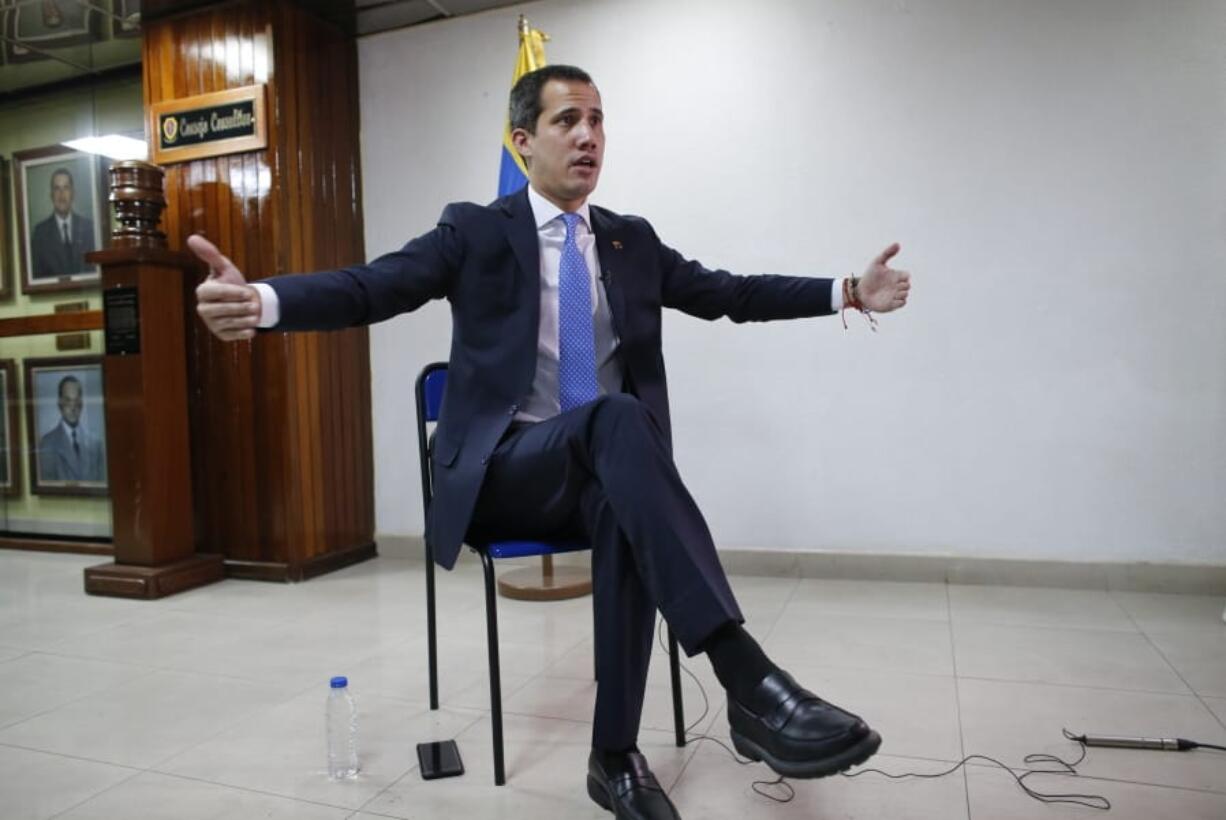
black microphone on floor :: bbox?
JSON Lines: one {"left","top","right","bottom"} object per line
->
{"left": 1070, "top": 732, "right": 1196, "bottom": 751}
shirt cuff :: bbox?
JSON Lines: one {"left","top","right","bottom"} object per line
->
{"left": 251, "top": 282, "right": 281, "bottom": 328}
{"left": 831, "top": 277, "right": 844, "bottom": 312}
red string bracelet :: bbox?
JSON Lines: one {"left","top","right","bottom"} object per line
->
{"left": 841, "top": 276, "right": 878, "bottom": 332}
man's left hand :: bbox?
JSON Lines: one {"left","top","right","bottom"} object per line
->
{"left": 857, "top": 243, "right": 911, "bottom": 313}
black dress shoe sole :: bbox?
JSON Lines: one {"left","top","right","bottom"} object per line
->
{"left": 587, "top": 773, "right": 681, "bottom": 819}
{"left": 587, "top": 773, "right": 616, "bottom": 814}
{"left": 730, "top": 728, "right": 882, "bottom": 779}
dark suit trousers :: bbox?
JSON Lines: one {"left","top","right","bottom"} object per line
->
{"left": 467, "top": 393, "right": 743, "bottom": 751}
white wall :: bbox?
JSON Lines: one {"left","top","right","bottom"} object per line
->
{"left": 357, "top": 0, "right": 1226, "bottom": 564}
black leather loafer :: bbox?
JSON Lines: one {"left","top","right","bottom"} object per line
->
{"left": 587, "top": 748, "right": 682, "bottom": 820}
{"left": 727, "top": 669, "right": 882, "bottom": 778}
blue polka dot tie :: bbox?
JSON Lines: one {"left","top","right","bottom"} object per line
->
{"left": 558, "top": 212, "right": 600, "bottom": 412}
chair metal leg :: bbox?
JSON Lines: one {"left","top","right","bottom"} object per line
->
{"left": 668, "top": 628, "right": 685, "bottom": 747}
{"left": 425, "top": 541, "right": 439, "bottom": 711}
{"left": 480, "top": 551, "right": 507, "bottom": 786}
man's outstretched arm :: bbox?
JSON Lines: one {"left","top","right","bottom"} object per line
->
{"left": 658, "top": 228, "right": 911, "bottom": 322}
{"left": 189, "top": 210, "right": 462, "bottom": 340}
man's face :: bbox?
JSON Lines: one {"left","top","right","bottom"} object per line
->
{"left": 513, "top": 79, "right": 604, "bottom": 210}
{"left": 58, "top": 381, "right": 83, "bottom": 427}
{"left": 50, "top": 173, "right": 74, "bottom": 218}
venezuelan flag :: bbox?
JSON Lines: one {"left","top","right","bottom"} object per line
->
{"left": 498, "top": 16, "right": 549, "bottom": 196}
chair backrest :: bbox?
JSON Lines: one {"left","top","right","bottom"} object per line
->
{"left": 414, "top": 362, "right": 448, "bottom": 513}
{"left": 418, "top": 364, "right": 448, "bottom": 422}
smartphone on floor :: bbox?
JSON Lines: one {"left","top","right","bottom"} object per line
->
{"left": 417, "top": 740, "right": 464, "bottom": 780}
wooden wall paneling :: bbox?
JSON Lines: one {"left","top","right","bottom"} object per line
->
{"left": 143, "top": 0, "right": 374, "bottom": 578}
{"left": 343, "top": 52, "right": 368, "bottom": 551}
{"left": 226, "top": 12, "right": 255, "bottom": 561}
{"left": 264, "top": 5, "right": 293, "bottom": 569}
{"left": 347, "top": 23, "right": 372, "bottom": 548}
{"left": 236, "top": 5, "right": 268, "bottom": 566}
{"left": 305, "top": 13, "right": 331, "bottom": 559}
{"left": 311, "top": 8, "right": 331, "bottom": 557}
{"left": 270, "top": 4, "right": 295, "bottom": 569}
{"left": 283, "top": 3, "right": 316, "bottom": 564}
{"left": 274, "top": 3, "right": 306, "bottom": 565}
{"left": 206, "top": 12, "right": 247, "bottom": 562}
{"left": 256, "top": 8, "right": 281, "bottom": 563}
{"left": 256, "top": 10, "right": 279, "bottom": 567}
{"left": 347, "top": 13, "right": 371, "bottom": 547}
{"left": 303, "top": 12, "right": 327, "bottom": 562}
{"left": 320, "top": 22, "right": 343, "bottom": 555}
{"left": 0, "top": 312, "right": 103, "bottom": 336}
{"left": 335, "top": 258, "right": 355, "bottom": 535}
{"left": 337, "top": 28, "right": 361, "bottom": 551}
{"left": 321, "top": 21, "right": 343, "bottom": 550}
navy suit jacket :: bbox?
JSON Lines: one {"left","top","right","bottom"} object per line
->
{"left": 31, "top": 212, "right": 96, "bottom": 278}
{"left": 38, "top": 423, "right": 106, "bottom": 483}
{"left": 268, "top": 187, "right": 835, "bottom": 569}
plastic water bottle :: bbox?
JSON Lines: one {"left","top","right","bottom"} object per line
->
{"left": 326, "top": 676, "right": 359, "bottom": 779}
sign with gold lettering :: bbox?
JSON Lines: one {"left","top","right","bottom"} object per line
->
{"left": 149, "top": 85, "right": 268, "bottom": 164}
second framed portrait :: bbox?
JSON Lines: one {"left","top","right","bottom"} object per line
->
{"left": 0, "top": 157, "right": 12, "bottom": 300}
{"left": 23, "top": 356, "right": 108, "bottom": 497}
{"left": 0, "top": 360, "right": 19, "bottom": 497}
{"left": 2, "top": 0, "right": 102, "bottom": 63}
{"left": 13, "top": 145, "right": 105, "bottom": 295}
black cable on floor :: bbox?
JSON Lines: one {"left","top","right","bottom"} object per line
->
{"left": 843, "top": 736, "right": 1110, "bottom": 811}
{"left": 655, "top": 623, "right": 1114, "bottom": 810}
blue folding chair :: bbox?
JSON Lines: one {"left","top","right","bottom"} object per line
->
{"left": 415, "top": 362, "right": 686, "bottom": 785}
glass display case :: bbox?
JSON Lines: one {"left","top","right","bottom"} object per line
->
{"left": 0, "top": 1, "right": 144, "bottom": 546}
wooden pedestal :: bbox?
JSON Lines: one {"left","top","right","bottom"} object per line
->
{"left": 85, "top": 554, "right": 224, "bottom": 599}
{"left": 83, "top": 247, "right": 223, "bottom": 599}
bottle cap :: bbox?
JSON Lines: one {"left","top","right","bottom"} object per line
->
{"left": 330, "top": 676, "right": 348, "bottom": 689}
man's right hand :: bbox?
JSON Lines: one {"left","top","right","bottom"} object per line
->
{"left": 188, "top": 234, "right": 262, "bottom": 341}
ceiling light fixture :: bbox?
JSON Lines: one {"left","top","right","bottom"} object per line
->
{"left": 62, "top": 134, "right": 148, "bottom": 161}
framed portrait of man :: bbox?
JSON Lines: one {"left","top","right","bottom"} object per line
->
{"left": 0, "top": 157, "right": 12, "bottom": 300}
{"left": 23, "top": 356, "right": 108, "bottom": 497}
{"left": 2, "top": 0, "right": 102, "bottom": 63}
{"left": 13, "top": 145, "right": 104, "bottom": 295}
{"left": 0, "top": 360, "right": 19, "bottom": 497}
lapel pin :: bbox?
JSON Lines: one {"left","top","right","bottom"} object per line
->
{"left": 611, "top": 240, "right": 623, "bottom": 250}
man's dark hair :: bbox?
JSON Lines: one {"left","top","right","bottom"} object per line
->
{"left": 57, "top": 375, "right": 82, "bottom": 398}
{"left": 508, "top": 65, "right": 595, "bottom": 133}
{"left": 50, "top": 168, "right": 74, "bottom": 188}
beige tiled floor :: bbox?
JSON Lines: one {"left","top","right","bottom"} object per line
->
{"left": 1, "top": 551, "right": 1224, "bottom": 820}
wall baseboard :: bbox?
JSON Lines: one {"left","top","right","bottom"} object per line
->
{"left": 715, "top": 550, "right": 1226, "bottom": 595}
{"left": 377, "top": 534, "right": 1226, "bottom": 594}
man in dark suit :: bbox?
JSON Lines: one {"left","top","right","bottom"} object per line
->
{"left": 30, "top": 167, "right": 95, "bottom": 279}
{"left": 192, "top": 65, "right": 911, "bottom": 819}
{"left": 38, "top": 375, "right": 105, "bottom": 483}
